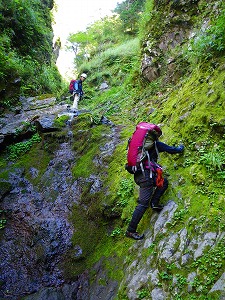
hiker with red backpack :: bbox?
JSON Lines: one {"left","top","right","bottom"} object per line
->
{"left": 69, "top": 73, "right": 87, "bottom": 111}
{"left": 125, "top": 122, "right": 184, "bottom": 240}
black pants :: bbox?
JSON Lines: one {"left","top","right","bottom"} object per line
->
{"left": 127, "top": 169, "right": 168, "bottom": 233}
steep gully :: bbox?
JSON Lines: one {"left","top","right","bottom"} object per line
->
{"left": 0, "top": 96, "right": 119, "bottom": 300}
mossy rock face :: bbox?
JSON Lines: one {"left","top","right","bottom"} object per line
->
{"left": 37, "top": 94, "right": 55, "bottom": 100}
{"left": 64, "top": 203, "right": 107, "bottom": 277}
{"left": 0, "top": 181, "right": 12, "bottom": 199}
{"left": 53, "top": 115, "right": 70, "bottom": 128}
{"left": 189, "top": 164, "right": 207, "bottom": 185}
{"left": 71, "top": 117, "right": 112, "bottom": 180}
{"left": 72, "top": 113, "right": 93, "bottom": 131}
{"left": 42, "top": 131, "right": 68, "bottom": 153}
{"left": 210, "top": 120, "right": 225, "bottom": 135}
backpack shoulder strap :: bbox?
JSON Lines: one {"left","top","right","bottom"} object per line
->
{"left": 155, "top": 141, "right": 160, "bottom": 160}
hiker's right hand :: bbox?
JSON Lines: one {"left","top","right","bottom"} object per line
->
{"left": 177, "top": 145, "right": 184, "bottom": 152}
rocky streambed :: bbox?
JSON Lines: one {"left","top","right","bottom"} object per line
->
{"left": 0, "top": 96, "right": 118, "bottom": 300}
{"left": 1, "top": 96, "right": 225, "bottom": 300}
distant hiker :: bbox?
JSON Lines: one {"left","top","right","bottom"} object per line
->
{"left": 69, "top": 73, "right": 87, "bottom": 111}
{"left": 125, "top": 122, "right": 184, "bottom": 240}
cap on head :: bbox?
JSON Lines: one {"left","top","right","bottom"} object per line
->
{"left": 80, "top": 73, "right": 87, "bottom": 79}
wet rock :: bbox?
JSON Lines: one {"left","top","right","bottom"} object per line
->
{"left": 22, "top": 96, "right": 56, "bottom": 111}
{"left": 151, "top": 288, "right": 167, "bottom": 300}
{"left": 209, "top": 272, "right": 225, "bottom": 294}
{"left": 194, "top": 232, "right": 217, "bottom": 259}
{"left": 0, "top": 95, "right": 75, "bottom": 149}
{"left": 158, "top": 232, "right": 179, "bottom": 260}
{"left": 23, "top": 282, "right": 80, "bottom": 300}
{"left": 89, "top": 258, "right": 118, "bottom": 300}
{"left": 99, "top": 81, "right": 109, "bottom": 91}
{"left": 0, "top": 91, "right": 122, "bottom": 299}
{"left": 187, "top": 272, "right": 197, "bottom": 292}
{"left": 0, "top": 142, "right": 80, "bottom": 298}
{"left": 74, "top": 245, "right": 83, "bottom": 260}
{"left": 29, "top": 167, "right": 39, "bottom": 179}
{"left": 34, "top": 115, "right": 58, "bottom": 132}
{"left": 100, "top": 115, "right": 114, "bottom": 126}
{"left": 153, "top": 200, "right": 178, "bottom": 237}
{"left": 179, "top": 111, "right": 190, "bottom": 121}
{"left": 141, "top": 53, "right": 160, "bottom": 82}
{"left": 87, "top": 175, "right": 103, "bottom": 194}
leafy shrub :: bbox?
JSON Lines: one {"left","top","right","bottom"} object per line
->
{"left": 138, "top": 0, "right": 154, "bottom": 41}
{"left": 184, "top": 6, "right": 225, "bottom": 63}
{"left": 116, "top": 178, "right": 134, "bottom": 208}
{"left": 199, "top": 145, "right": 225, "bottom": 178}
{"left": 0, "top": 0, "right": 62, "bottom": 100}
{"left": 7, "top": 133, "right": 42, "bottom": 160}
{"left": 137, "top": 288, "right": 150, "bottom": 299}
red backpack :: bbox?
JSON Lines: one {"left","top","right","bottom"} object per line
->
{"left": 125, "top": 122, "right": 162, "bottom": 179}
{"left": 69, "top": 79, "right": 76, "bottom": 94}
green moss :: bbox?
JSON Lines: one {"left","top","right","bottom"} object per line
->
{"left": 53, "top": 115, "right": 70, "bottom": 128}
{"left": 6, "top": 133, "right": 42, "bottom": 161}
{"left": 85, "top": 234, "right": 134, "bottom": 282}
{"left": 36, "top": 94, "right": 55, "bottom": 100}
{"left": 72, "top": 145, "right": 99, "bottom": 178}
{"left": 72, "top": 113, "right": 93, "bottom": 129}
{"left": 0, "top": 168, "right": 9, "bottom": 181}
{"left": 62, "top": 2, "right": 225, "bottom": 298}
{"left": 0, "top": 181, "right": 12, "bottom": 196}
{"left": 62, "top": 203, "right": 107, "bottom": 278}
{"left": 71, "top": 118, "right": 111, "bottom": 179}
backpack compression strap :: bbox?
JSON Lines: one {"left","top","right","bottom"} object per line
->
{"left": 145, "top": 141, "right": 160, "bottom": 178}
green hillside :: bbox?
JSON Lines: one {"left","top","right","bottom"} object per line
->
{"left": 0, "top": 0, "right": 62, "bottom": 108}
{"left": 66, "top": 0, "right": 225, "bottom": 298}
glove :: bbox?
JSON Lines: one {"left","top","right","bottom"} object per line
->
{"left": 177, "top": 144, "right": 184, "bottom": 152}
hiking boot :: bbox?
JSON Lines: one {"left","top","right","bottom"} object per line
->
{"left": 151, "top": 204, "right": 164, "bottom": 212}
{"left": 125, "top": 231, "right": 144, "bottom": 240}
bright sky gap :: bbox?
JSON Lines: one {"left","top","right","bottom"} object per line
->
{"left": 53, "top": 0, "right": 123, "bottom": 79}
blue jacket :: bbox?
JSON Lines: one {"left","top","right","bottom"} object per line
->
{"left": 73, "top": 79, "right": 83, "bottom": 96}
{"left": 148, "top": 141, "right": 184, "bottom": 162}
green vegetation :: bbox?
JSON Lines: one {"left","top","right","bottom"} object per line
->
{"left": 154, "top": 239, "right": 225, "bottom": 299}
{"left": 1, "top": 0, "right": 225, "bottom": 298}
{"left": 184, "top": 4, "right": 225, "bottom": 64}
{"left": 0, "top": 210, "right": 7, "bottom": 230}
{"left": 114, "top": 0, "right": 145, "bottom": 35}
{"left": 0, "top": 0, "right": 62, "bottom": 106}
{"left": 53, "top": 115, "right": 70, "bottom": 128}
{"left": 7, "top": 133, "right": 42, "bottom": 160}
{"left": 116, "top": 178, "right": 134, "bottom": 208}
{"left": 137, "top": 288, "right": 150, "bottom": 299}
{"left": 68, "top": 0, "right": 144, "bottom": 68}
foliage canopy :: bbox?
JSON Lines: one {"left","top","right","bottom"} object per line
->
{"left": 0, "top": 0, "right": 62, "bottom": 104}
